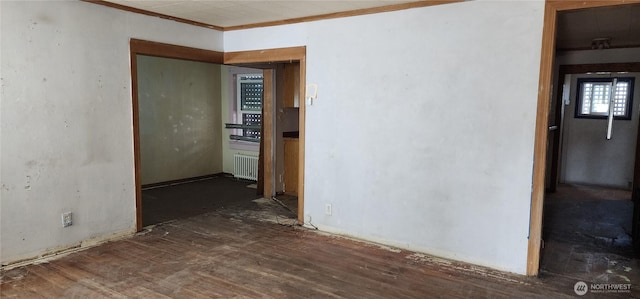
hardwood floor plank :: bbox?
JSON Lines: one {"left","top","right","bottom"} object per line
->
{"left": 1, "top": 210, "right": 580, "bottom": 298}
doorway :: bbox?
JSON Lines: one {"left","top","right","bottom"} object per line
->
{"left": 130, "top": 40, "right": 307, "bottom": 230}
{"left": 224, "top": 47, "right": 307, "bottom": 224}
{"left": 529, "top": 1, "right": 640, "bottom": 276}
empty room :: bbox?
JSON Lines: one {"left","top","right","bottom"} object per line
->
{"left": 1, "top": 0, "right": 639, "bottom": 297}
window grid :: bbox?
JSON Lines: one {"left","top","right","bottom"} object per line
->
{"left": 242, "top": 113, "right": 261, "bottom": 138}
{"left": 240, "top": 82, "right": 263, "bottom": 111}
{"left": 576, "top": 77, "right": 634, "bottom": 120}
{"left": 237, "top": 74, "right": 263, "bottom": 140}
{"left": 613, "top": 82, "right": 629, "bottom": 116}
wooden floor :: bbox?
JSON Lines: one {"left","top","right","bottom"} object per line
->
{"left": 1, "top": 207, "right": 589, "bottom": 299}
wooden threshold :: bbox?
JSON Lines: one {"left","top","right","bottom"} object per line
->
{"left": 527, "top": 0, "right": 640, "bottom": 276}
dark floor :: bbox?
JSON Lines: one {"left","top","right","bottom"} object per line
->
{"left": 142, "top": 175, "right": 297, "bottom": 227}
{"left": 540, "top": 184, "right": 639, "bottom": 294}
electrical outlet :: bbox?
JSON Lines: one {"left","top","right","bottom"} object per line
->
{"left": 325, "top": 204, "right": 332, "bottom": 216}
{"left": 62, "top": 212, "right": 72, "bottom": 227}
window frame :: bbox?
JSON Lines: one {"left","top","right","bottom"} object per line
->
{"left": 226, "top": 67, "right": 263, "bottom": 152}
{"left": 575, "top": 77, "right": 635, "bottom": 120}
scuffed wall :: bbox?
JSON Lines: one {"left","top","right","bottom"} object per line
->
{"left": 0, "top": 1, "right": 223, "bottom": 265}
{"left": 224, "top": 0, "right": 545, "bottom": 274}
{"left": 137, "top": 56, "right": 222, "bottom": 185}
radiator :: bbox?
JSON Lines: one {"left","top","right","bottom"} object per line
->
{"left": 233, "top": 154, "right": 259, "bottom": 181}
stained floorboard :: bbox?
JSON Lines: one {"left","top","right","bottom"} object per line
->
{"left": 2, "top": 209, "right": 586, "bottom": 298}
{"left": 3, "top": 181, "right": 637, "bottom": 298}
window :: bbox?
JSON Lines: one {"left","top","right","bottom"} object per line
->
{"left": 576, "top": 77, "right": 634, "bottom": 120}
{"left": 237, "top": 74, "right": 263, "bottom": 139}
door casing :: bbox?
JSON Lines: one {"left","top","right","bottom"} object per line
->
{"left": 528, "top": 0, "right": 640, "bottom": 276}
{"left": 130, "top": 40, "right": 307, "bottom": 230}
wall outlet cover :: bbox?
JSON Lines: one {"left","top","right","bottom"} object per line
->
{"left": 62, "top": 212, "right": 73, "bottom": 227}
{"left": 325, "top": 204, "right": 332, "bottom": 216}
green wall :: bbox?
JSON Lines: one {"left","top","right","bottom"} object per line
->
{"left": 137, "top": 55, "right": 222, "bottom": 184}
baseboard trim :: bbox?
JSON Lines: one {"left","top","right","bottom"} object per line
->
{"left": 1, "top": 228, "right": 135, "bottom": 271}
{"left": 141, "top": 173, "right": 231, "bottom": 190}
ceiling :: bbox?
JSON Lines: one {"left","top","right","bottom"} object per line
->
{"left": 101, "top": 0, "right": 428, "bottom": 29}
{"left": 556, "top": 3, "right": 640, "bottom": 50}
{"left": 98, "top": 1, "right": 640, "bottom": 49}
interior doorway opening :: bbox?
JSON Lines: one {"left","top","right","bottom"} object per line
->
{"left": 532, "top": 1, "right": 640, "bottom": 280}
{"left": 130, "top": 40, "right": 306, "bottom": 230}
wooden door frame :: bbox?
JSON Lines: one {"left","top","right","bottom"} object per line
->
{"left": 224, "top": 47, "right": 307, "bottom": 224}
{"left": 130, "top": 41, "right": 306, "bottom": 230}
{"left": 528, "top": 0, "right": 640, "bottom": 276}
{"left": 129, "top": 39, "right": 224, "bottom": 231}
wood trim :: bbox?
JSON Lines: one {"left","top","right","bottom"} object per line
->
{"left": 129, "top": 39, "right": 226, "bottom": 231}
{"left": 223, "top": 0, "right": 463, "bottom": 31}
{"left": 224, "top": 47, "right": 306, "bottom": 65}
{"left": 263, "top": 69, "right": 275, "bottom": 198}
{"left": 559, "top": 63, "right": 640, "bottom": 74}
{"left": 84, "top": 0, "right": 460, "bottom": 32}
{"left": 546, "top": 0, "right": 640, "bottom": 11}
{"left": 557, "top": 44, "right": 640, "bottom": 52}
{"left": 81, "top": 0, "right": 224, "bottom": 31}
{"left": 130, "top": 39, "right": 223, "bottom": 63}
{"left": 257, "top": 112, "right": 265, "bottom": 197}
{"left": 528, "top": 2, "right": 557, "bottom": 276}
{"left": 298, "top": 56, "right": 307, "bottom": 224}
{"left": 130, "top": 50, "right": 142, "bottom": 232}
{"left": 528, "top": 0, "right": 640, "bottom": 276}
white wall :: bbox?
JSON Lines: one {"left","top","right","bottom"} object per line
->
{"left": 225, "top": 1, "right": 545, "bottom": 274}
{"left": 550, "top": 47, "right": 640, "bottom": 189}
{"left": 560, "top": 73, "right": 640, "bottom": 189}
{"left": 0, "top": 1, "right": 223, "bottom": 265}
{"left": 137, "top": 56, "right": 222, "bottom": 185}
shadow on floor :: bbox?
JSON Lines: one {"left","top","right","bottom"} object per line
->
{"left": 540, "top": 184, "right": 639, "bottom": 294}
{"left": 142, "top": 175, "right": 297, "bottom": 227}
